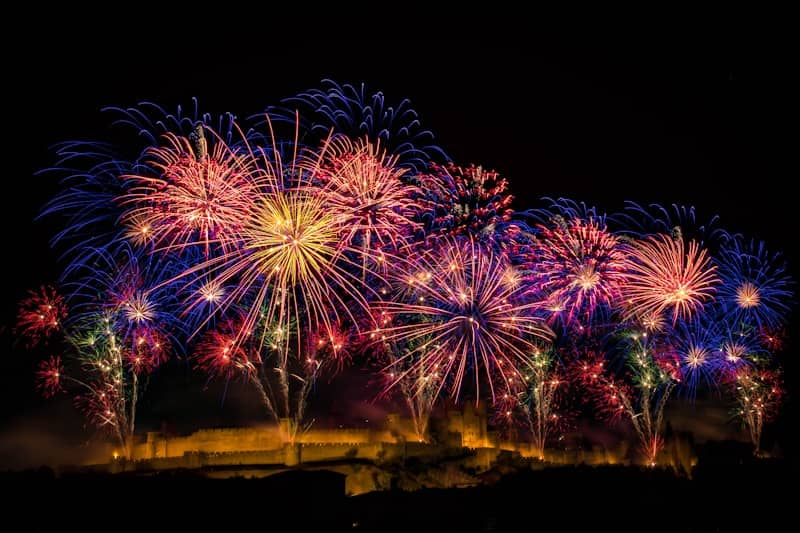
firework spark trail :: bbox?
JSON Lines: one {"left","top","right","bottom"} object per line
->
{"left": 574, "top": 334, "right": 680, "bottom": 466}
{"left": 495, "top": 346, "right": 569, "bottom": 458}
{"left": 18, "top": 247, "right": 181, "bottom": 456}
{"left": 374, "top": 331, "right": 442, "bottom": 442}
{"left": 730, "top": 367, "right": 783, "bottom": 453}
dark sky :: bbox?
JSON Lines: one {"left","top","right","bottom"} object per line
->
{"left": 1, "top": 29, "right": 796, "bottom": 465}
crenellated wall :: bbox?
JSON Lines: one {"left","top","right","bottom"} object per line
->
{"left": 107, "top": 407, "right": 667, "bottom": 488}
{"left": 125, "top": 407, "right": 620, "bottom": 473}
{"left": 129, "top": 411, "right": 443, "bottom": 461}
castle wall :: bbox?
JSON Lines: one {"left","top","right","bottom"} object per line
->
{"left": 128, "top": 407, "right": 491, "bottom": 463}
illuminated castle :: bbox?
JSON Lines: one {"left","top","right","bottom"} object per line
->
{"left": 101, "top": 403, "right": 687, "bottom": 495}
{"left": 129, "top": 403, "right": 492, "bottom": 462}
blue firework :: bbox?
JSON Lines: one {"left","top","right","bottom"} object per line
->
{"left": 104, "top": 99, "right": 241, "bottom": 150}
{"left": 65, "top": 241, "right": 189, "bottom": 352}
{"left": 713, "top": 323, "right": 767, "bottom": 376}
{"left": 39, "top": 142, "right": 133, "bottom": 277}
{"left": 613, "top": 202, "right": 735, "bottom": 251}
{"left": 265, "top": 79, "right": 448, "bottom": 171}
{"left": 715, "top": 238, "right": 793, "bottom": 330}
{"left": 672, "top": 318, "right": 726, "bottom": 397}
{"left": 522, "top": 197, "right": 610, "bottom": 228}
{"left": 41, "top": 102, "right": 245, "bottom": 278}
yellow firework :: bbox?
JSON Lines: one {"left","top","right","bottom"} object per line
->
{"left": 244, "top": 192, "right": 339, "bottom": 287}
{"left": 178, "top": 127, "right": 378, "bottom": 350}
{"left": 735, "top": 281, "right": 761, "bottom": 309}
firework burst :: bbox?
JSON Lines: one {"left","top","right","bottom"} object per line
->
{"left": 270, "top": 79, "right": 447, "bottom": 171}
{"left": 16, "top": 286, "right": 67, "bottom": 347}
{"left": 374, "top": 236, "right": 553, "bottom": 402}
{"left": 35, "top": 356, "right": 64, "bottom": 398}
{"left": 523, "top": 197, "right": 609, "bottom": 228}
{"left": 525, "top": 218, "right": 631, "bottom": 328}
{"left": 20, "top": 88, "right": 795, "bottom": 464}
{"left": 716, "top": 238, "right": 793, "bottom": 330}
{"left": 672, "top": 318, "right": 725, "bottom": 396}
{"left": 419, "top": 163, "right": 525, "bottom": 251}
{"left": 307, "top": 136, "right": 422, "bottom": 266}
{"left": 713, "top": 325, "right": 766, "bottom": 376}
{"left": 173, "top": 123, "right": 382, "bottom": 429}
{"left": 622, "top": 234, "right": 718, "bottom": 324}
{"left": 193, "top": 319, "right": 258, "bottom": 380}
{"left": 177, "top": 124, "right": 379, "bottom": 346}
{"left": 68, "top": 243, "right": 185, "bottom": 353}
{"left": 121, "top": 127, "right": 259, "bottom": 254}
{"left": 614, "top": 202, "right": 733, "bottom": 251}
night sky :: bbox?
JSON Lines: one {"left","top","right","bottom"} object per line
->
{"left": 2, "top": 29, "right": 795, "bottom": 466}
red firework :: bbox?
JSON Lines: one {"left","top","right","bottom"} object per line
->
{"left": 127, "top": 329, "right": 169, "bottom": 374}
{"left": 653, "top": 349, "right": 683, "bottom": 382}
{"left": 193, "top": 320, "right": 258, "bottom": 380}
{"left": 622, "top": 234, "right": 718, "bottom": 323}
{"left": 16, "top": 285, "right": 67, "bottom": 347}
{"left": 758, "top": 327, "right": 785, "bottom": 352}
{"left": 35, "top": 356, "right": 64, "bottom": 398}
{"left": 571, "top": 353, "right": 631, "bottom": 423}
{"left": 310, "top": 323, "right": 353, "bottom": 373}
{"left": 526, "top": 218, "right": 631, "bottom": 327}
{"left": 420, "top": 163, "right": 520, "bottom": 248}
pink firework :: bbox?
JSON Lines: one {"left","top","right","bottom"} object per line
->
{"left": 622, "top": 234, "right": 718, "bottom": 323}
{"left": 527, "top": 218, "right": 631, "bottom": 327}
{"left": 175, "top": 134, "right": 380, "bottom": 346}
{"left": 374, "top": 236, "right": 553, "bottom": 402}
{"left": 35, "top": 356, "right": 64, "bottom": 398}
{"left": 121, "top": 126, "right": 258, "bottom": 254}
{"left": 16, "top": 286, "right": 67, "bottom": 347}
{"left": 126, "top": 329, "right": 169, "bottom": 374}
{"left": 572, "top": 353, "right": 630, "bottom": 423}
{"left": 308, "top": 136, "right": 422, "bottom": 260}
